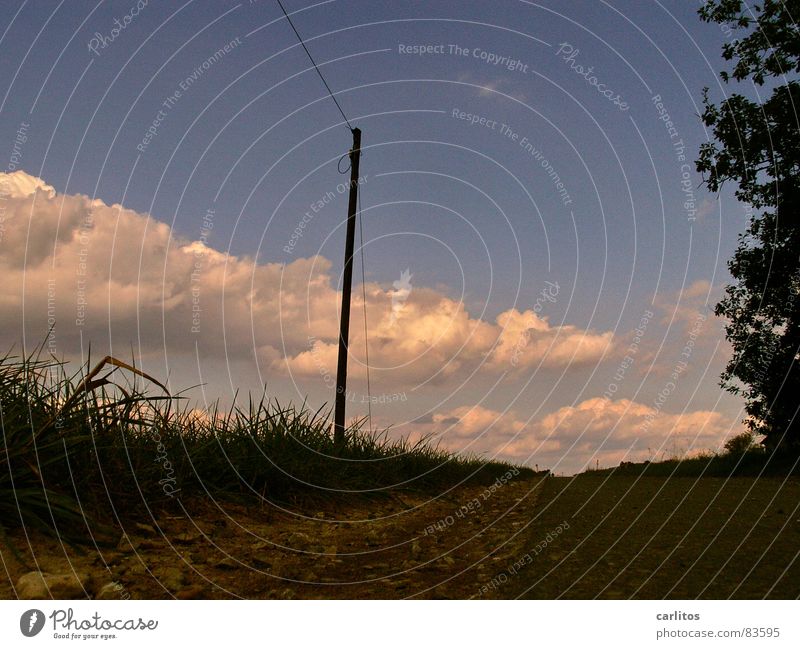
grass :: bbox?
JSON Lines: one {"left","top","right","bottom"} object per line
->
{"left": 0, "top": 351, "right": 533, "bottom": 544}
{"left": 589, "top": 447, "right": 800, "bottom": 479}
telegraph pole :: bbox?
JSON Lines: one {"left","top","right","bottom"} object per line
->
{"left": 333, "top": 128, "right": 362, "bottom": 445}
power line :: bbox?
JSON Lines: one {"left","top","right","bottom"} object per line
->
{"left": 357, "top": 188, "right": 373, "bottom": 431}
{"left": 274, "top": 0, "right": 354, "bottom": 130}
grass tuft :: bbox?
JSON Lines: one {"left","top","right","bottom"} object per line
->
{"left": 0, "top": 352, "right": 532, "bottom": 543}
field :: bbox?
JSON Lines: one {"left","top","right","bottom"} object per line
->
{"left": 509, "top": 475, "right": 800, "bottom": 599}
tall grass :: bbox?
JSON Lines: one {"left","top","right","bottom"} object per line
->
{"left": 0, "top": 352, "right": 532, "bottom": 542}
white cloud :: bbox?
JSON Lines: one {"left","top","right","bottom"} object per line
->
{"left": 0, "top": 171, "right": 739, "bottom": 474}
{"left": 1, "top": 171, "right": 613, "bottom": 392}
{"left": 411, "top": 397, "right": 735, "bottom": 472}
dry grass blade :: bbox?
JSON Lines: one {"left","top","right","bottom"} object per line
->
{"left": 68, "top": 355, "right": 169, "bottom": 407}
{"left": 31, "top": 355, "right": 169, "bottom": 444}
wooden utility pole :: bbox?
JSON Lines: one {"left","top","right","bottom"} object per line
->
{"left": 333, "top": 128, "right": 362, "bottom": 445}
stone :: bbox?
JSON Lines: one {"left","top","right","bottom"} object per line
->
{"left": 134, "top": 523, "right": 157, "bottom": 536}
{"left": 175, "top": 584, "right": 205, "bottom": 599}
{"left": 365, "top": 529, "right": 384, "bottom": 546}
{"left": 174, "top": 531, "right": 202, "bottom": 544}
{"left": 286, "top": 532, "right": 311, "bottom": 546}
{"left": 105, "top": 552, "right": 125, "bottom": 565}
{"left": 16, "top": 572, "right": 89, "bottom": 599}
{"left": 215, "top": 557, "right": 238, "bottom": 570}
{"left": 116, "top": 534, "right": 139, "bottom": 552}
{"left": 138, "top": 539, "right": 162, "bottom": 550}
{"left": 123, "top": 563, "right": 148, "bottom": 577}
{"left": 158, "top": 566, "right": 184, "bottom": 591}
{"left": 252, "top": 556, "right": 276, "bottom": 570}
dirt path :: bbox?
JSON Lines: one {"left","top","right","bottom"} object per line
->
{"left": 1, "top": 474, "right": 546, "bottom": 599}
{"left": 4, "top": 475, "right": 799, "bottom": 599}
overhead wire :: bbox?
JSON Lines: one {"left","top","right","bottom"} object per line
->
{"left": 357, "top": 188, "right": 373, "bottom": 432}
{"left": 274, "top": 0, "right": 354, "bottom": 131}
{"left": 275, "top": 0, "right": 370, "bottom": 429}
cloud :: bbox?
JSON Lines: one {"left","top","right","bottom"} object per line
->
{"left": 0, "top": 170, "right": 55, "bottom": 198}
{"left": 413, "top": 397, "right": 734, "bottom": 472}
{"left": 276, "top": 298, "right": 614, "bottom": 387}
{"left": 0, "top": 171, "right": 613, "bottom": 391}
{"left": 1, "top": 171, "right": 737, "bottom": 474}
{"left": 0, "top": 171, "right": 338, "bottom": 364}
{"left": 654, "top": 279, "right": 716, "bottom": 330}
{"left": 485, "top": 308, "right": 614, "bottom": 370}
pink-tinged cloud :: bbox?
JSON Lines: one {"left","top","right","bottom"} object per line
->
{"left": 0, "top": 171, "right": 614, "bottom": 389}
{"left": 413, "top": 397, "right": 735, "bottom": 472}
{"left": 276, "top": 298, "right": 614, "bottom": 387}
{"left": 654, "top": 279, "right": 717, "bottom": 332}
{"left": 0, "top": 170, "right": 336, "bottom": 362}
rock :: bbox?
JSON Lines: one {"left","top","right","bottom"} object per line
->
{"left": 134, "top": 523, "right": 157, "bottom": 536}
{"left": 16, "top": 572, "right": 90, "bottom": 599}
{"left": 184, "top": 552, "right": 204, "bottom": 565}
{"left": 158, "top": 566, "right": 185, "bottom": 591}
{"left": 252, "top": 556, "right": 277, "bottom": 570}
{"left": 122, "top": 563, "right": 148, "bottom": 577}
{"left": 95, "top": 581, "right": 128, "bottom": 600}
{"left": 365, "top": 529, "right": 384, "bottom": 546}
{"left": 174, "top": 531, "right": 202, "bottom": 544}
{"left": 104, "top": 552, "right": 125, "bottom": 566}
{"left": 215, "top": 557, "right": 238, "bottom": 570}
{"left": 138, "top": 539, "right": 162, "bottom": 550}
{"left": 175, "top": 584, "right": 205, "bottom": 599}
{"left": 116, "top": 534, "right": 139, "bottom": 553}
{"left": 286, "top": 532, "right": 311, "bottom": 547}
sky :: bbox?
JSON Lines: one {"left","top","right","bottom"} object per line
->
{"left": 0, "top": 1, "right": 754, "bottom": 474}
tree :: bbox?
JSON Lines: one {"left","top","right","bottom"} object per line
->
{"left": 723, "top": 431, "right": 760, "bottom": 456}
{"left": 696, "top": 0, "right": 800, "bottom": 452}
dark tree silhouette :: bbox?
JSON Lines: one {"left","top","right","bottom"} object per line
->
{"left": 696, "top": 0, "right": 800, "bottom": 452}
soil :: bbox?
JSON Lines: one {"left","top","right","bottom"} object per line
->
{"left": 2, "top": 475, "right": 799, "bottom": 599}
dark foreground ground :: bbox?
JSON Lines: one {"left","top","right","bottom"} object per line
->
{"left": 2, "top": 475, "right": 798, "bottom": 599}
{"left": 510, "top": 475, "right": 800, "bottom": 599}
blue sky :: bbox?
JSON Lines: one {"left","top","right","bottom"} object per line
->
{"left": 0, "top": 1, "right": 752, "bottom": 472}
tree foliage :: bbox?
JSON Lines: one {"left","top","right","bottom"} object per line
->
{"left": 696, "top": 1, "right": 800, "bottom": 451}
